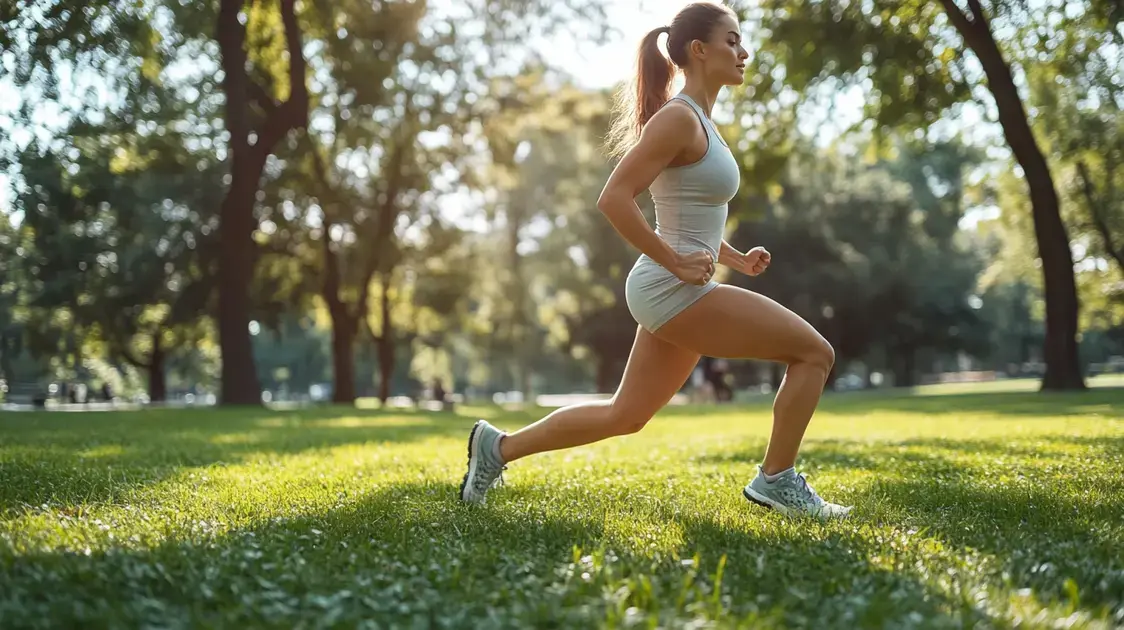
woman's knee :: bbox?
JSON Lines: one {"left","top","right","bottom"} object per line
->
{"left": 607, "top": 400, "right": 653, "bottom": 435}
{"left": 798, "top": 335, "right": 835, "bottom": 372}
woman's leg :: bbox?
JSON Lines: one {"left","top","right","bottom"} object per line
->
{"left": 459, "top": 325, "right": 699, "bottom": 503}
{"left": 654, "top": 284, "right": 849, "bottom": 518}
{"left": 499, "top": 325, "right": 700, "bottom": 462}
{"left": 654, "top": 285, "right": 835, "bottom": 475}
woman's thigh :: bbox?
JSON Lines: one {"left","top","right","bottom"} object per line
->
{"left": 653, "top": 285, "right": 833, "bottom": 364}
{"left": 610, "top": 325, "right": 701, "bottom": 419}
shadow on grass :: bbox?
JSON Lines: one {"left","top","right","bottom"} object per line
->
{"left": 0, "top": 478, "right": 1009, "bottom": 629}
{"left": 4, "top": 467, "right": 1121, "bottom": 627}
{"left": 694, "top": 433, "right": 1124, "bottom": 621}
{"left": 702, "top": 434, "right": 1124, "bottom": 477}
{"left": 0, "top": 406, "right": 477, "bottom": 514}
{"left": 0, "top": 481, "right": 613, "bottom": 628}
{"left": 819, "top": 387, "right": 1124, "bottom": 419}
{"left": 2, "top": 403, "right": 1122, "bottom": 626}
{"left": 865, "top": 474, "right": 1124, "bottom": 617}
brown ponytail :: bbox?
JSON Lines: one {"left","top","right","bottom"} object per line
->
{"left": 605, "top": 26, "right": 673, "bottom": 159}
{"left": 604, "top": 3, "right": 737, "bottom": 159}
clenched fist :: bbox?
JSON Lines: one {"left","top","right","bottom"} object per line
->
{"left": 672, "top": 250, "right": 715, "bottom": 286}
{"left": 731, "top": 246, "right": 770, "bottom": 276}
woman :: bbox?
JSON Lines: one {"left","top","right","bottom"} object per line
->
{"left": 459, "top": 1, "right": 851, "bottom": 519}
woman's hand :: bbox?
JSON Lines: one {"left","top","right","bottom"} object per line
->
{"left": 729, "top": 246, "right": 771, "bottom": 276}
{"left": 672, "top": 250, "right": 716, "bottom": 285}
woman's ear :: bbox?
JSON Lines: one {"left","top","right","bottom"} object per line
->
{"left": 688, "top": 38, "right": 706, "bottom": 61}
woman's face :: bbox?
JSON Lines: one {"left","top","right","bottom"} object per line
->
{"left": 693, "top": 14, "right": 749, "bottom": 86}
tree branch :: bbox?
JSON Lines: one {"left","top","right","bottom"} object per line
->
{"left": 365, "top": 310, "right": 382, "bottom": 344}
{"left": 252, "top": 0, "right": 309, "bottom": 162}
{"left": 936, "top": 0, "right": 977, "bottom": 36}
{"left": 965, "top": 0, "right": 988, "bottom": 26}
{"left": 308, "top": 137, "right": 335, "bottom": 204}
{"left": 1076, "top": 159, "right": 1124, "bottom": 273}
{"left": 217, "top": 0, "right": 250, "bottom": 153}
{"left": 352, "top": 252, "right": 383, "bottom": 326}
{"left": 321, "top": 217, "right": 344, "bottom": 311}
{"left": 350, "top": 145, "right": 409, "bottom": 323}
{"left": 247, "top": 78, "right": 279, "bottom": 114}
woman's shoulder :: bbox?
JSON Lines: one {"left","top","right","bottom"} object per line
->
{"left": 642, "top": 97, "right": 700, "bottom": 139}
{"left": 650, "top": 97, "right": 697, "bottom": 125}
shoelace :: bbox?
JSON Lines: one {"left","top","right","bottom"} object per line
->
{"left": 796, "top": 473, "right": 824, "bottom": 506}
{"left": 474, "top": 461, "right": 506, "bottom": 492}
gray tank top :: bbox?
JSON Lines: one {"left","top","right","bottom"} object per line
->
{"left": 645, "top": 93, "right": 741, "bottom": 262}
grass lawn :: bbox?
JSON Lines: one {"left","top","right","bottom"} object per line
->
{"left": 1, "top": 383, "right": 1123, "bottom": 629}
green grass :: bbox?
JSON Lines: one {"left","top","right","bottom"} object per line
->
{"left": 1, "top": 385, "right": 1123, "bottom": 629}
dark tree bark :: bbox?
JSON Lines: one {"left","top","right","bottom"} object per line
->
{"left": 121, "top": 332, "right": 167, "bottom": 403}
{"left": 377, "top": 271, "right": 395, "bottom": 404}
{"left": 149, "top": 337, "right": 167, "bottom": 403}
{"left": 216, "top": 0, "right": 309, "bottom": 405}
{"left": 937, "top": 0, "right": 1084, "bottom": 390}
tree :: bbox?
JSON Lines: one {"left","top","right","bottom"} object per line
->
{"left": 1024, "top": 8, "right": 1124, "bottom": 276}
{"left": 0, "top": 213, "right": 25, "bottom": 391}
{"left": 747, "top": 0, "right": 1086, "bottom": 389}
{"left": 522, "top": 87, "right": 641, "bottom": 392}
{"left": 258, "top": 0, "right": 609, "bottom": 404}
{"left": 725, "top": 134, "right": 985, "bottom": 386}
{"left": 11, "top": 104, "right": 221, "bottom": 402}
{"left": 274, "top": 0, "right": 451, "bottom": 404}
{"left": 213, "top": 0, "right": 309, "bottom": 405}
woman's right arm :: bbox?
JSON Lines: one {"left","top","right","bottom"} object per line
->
{"left": 596, "top": 105, "right": 713, "bottom": 285}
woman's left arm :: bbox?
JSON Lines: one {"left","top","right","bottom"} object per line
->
{"left": 717, "top": 240, "right": 744, "bottom": 268}
{"left": 718, "top": 240, "right": 771, "bottom": 276}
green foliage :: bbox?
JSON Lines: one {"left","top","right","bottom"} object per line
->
{"left": 4, "top": 0, "right": 1122, "bottom": 397}
{"left": 747, "top": 0, "right": 973, "bottom": 131}
{"left": 0, "top": 1, "right": 157, "bottom": 96}
{"left": 726, "top": 133, "right": 986, "bottom": 384}
{"left": 9, "top": 79, "right": 222, "bottom": 397}
{"left": 1023, "top": 6, "right": 1124, "bottom": 276}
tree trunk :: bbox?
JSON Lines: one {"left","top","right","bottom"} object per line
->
{"left": 938, "top": 0, "right": 1085, "bottom": 391}
{"left": 322, "top": 228, "right": 357, "bottom": 405}
{"left": 217, "top": 175, "right": 262, "bottom": 405}
{"left": 216, "top": 1, "right": 261, "bottom": 406}
{"left": 148, "top": 337, "right": 167, "bottom": 403}
{"left": 508, "top": 206, "right": 533, "bottom": 402}
{"left": 216, "top": 0, "right": 309, "bottom": 405}
{"left": 0, "top": 333, "right": 13, "bottom": 388}
{"left": 377, "top": 274, "right": 394, "bottom": 404}
{"left": 330, "top": 319, "right": 357, "bottom": 404}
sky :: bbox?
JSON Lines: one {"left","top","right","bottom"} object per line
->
{"left": 549, "top": 0, "right": 697, "bottom": 89}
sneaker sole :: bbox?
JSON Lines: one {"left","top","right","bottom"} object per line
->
{"left": 459, "top": 420, "right": 485, "bottom": 503}
{"left": 742, "top": 486, "right": 852, "bottom": 520}
{"left": 742, "top": 486, "right": 799, "bottom": 517}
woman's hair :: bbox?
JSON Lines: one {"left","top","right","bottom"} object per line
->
{"left": 604, "top": 2, "right": 736, "bottom": 158}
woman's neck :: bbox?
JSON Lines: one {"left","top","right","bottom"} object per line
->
{"left": 679, "top": 75, "right": 721, "bottom": 118}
